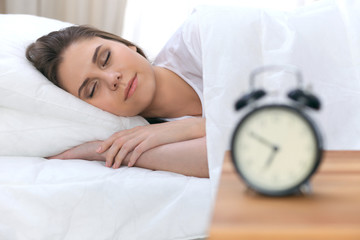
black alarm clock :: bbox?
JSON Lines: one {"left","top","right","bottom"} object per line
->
{"left": 231, "top": 65, "right": 323, "bottom": 196}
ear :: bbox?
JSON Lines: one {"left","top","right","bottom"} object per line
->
{"left": 129, "top": 45, "right": 137, "bottom": 52}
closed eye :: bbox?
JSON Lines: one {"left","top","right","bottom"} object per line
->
{"left": 102, "top": 51, "right": 111, "bottom": 67}
{"left": 89, "top": 81, "right": 98, "bottom": 98}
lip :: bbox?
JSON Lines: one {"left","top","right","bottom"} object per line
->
{"left": 124, "top": 74, "right": 138, "bottom": 101}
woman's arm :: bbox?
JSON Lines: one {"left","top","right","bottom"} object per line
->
{"left": 98, "top": 117, "right": 206, "bottom": 168}
{"left": 48, "top": 118, "right": 208, "bottom": 177}
{"left": 129, "top": 137, "right": 208, "bottom": 178}
{"left": 49, "top": 137, "right": 209, "bottom": 178}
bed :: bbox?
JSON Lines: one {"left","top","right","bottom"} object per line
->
{"left": 0, "top": 14, "right": 211, "bottom": 240}
{"left": 1, "top": 0, "right": 360, "bottom": 239}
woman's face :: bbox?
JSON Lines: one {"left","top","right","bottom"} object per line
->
{"left": 57, "top": 37, "right": 156, "bottom": 117}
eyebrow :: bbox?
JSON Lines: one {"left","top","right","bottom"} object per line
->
{"left": 78, "top": 45, "right": 102, "bottom": 97}
{"left": 92, "top": 45, "right": 102, "bottom": 64}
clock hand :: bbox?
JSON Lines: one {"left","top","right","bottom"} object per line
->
{"left": 248, "top": 131, "right": 280, "bottom": 168}
{"left": 248, "top": 131, "right": 277, "bottom": 149}
{"left": 264, "top": 145, "right": 279, "bottom": 168}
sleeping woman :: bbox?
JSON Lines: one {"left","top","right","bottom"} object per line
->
{"left": 26, "top": 14, "right": 209, "bottom": 178}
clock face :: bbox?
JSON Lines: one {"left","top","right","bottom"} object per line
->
{"left": 231, "top": 105, "right": 322, "bottom": 195}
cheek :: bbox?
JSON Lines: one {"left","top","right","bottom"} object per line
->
{"left": 88, "top": 94, "right": 120, "bottom": 115}
{"left": 90, "top": 94, "right": 137, "bottom": 117}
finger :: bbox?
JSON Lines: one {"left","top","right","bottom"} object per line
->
{"left": 112, "top": 141, "right": 138, "bottom": 169}
{"left": 97, "top": 131, "right": 127, "bottom": 153}
{"left": 97, "top": 135, "right": 118, "bottom": 153}
{"left": 103, "top": 134, "right": 133, "bottom": 165}
{"left": 97, "top": 129, "right": 139, "bottom": 153}
{"left": 105, "top": 142, "right": 123, "bottom": 167}
{"left": 127, "top": 135, "right": 159, "bottom": 167}
{"left": 106, "top": 131, "right": 146, "bottom": 167}
{"left": 127, "top": 142, "right": 147, "bottom": 167}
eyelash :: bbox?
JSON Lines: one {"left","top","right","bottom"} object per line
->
{"left": 89, "top": 81, "right": 97, "bottom": 98}
{"left": 102, "top": 51, "right": 111, "bottom": 67}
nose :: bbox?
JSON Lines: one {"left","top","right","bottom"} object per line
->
{"left": 106, "top": 72, "right": 121, "bottom": 91}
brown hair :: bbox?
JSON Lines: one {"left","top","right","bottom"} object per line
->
{"left": 26, "top": 25, "right": 147, "bottom": 87}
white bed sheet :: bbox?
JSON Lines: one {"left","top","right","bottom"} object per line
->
{"left": 0, "top": 157, "right": 211, "bottom": 240}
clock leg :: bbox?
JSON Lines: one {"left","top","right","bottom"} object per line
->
{"left": 298, "top": 181, "right": 313, "bottom": 195}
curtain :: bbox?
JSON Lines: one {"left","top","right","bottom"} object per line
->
{"left": 0, "top": 0, "right": 127, "bottom": 36}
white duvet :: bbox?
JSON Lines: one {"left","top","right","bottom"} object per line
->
{"left": 201, "top": 0, "right": 360, "bottom": 193}
{"left": 1, "top": 0, "right": 359, "bottom": 239}
{"left": 0, "top": 157, "right": 211, "bottom": 240}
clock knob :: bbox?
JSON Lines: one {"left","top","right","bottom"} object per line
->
{"left": 235, "top": 89, "right": 266, "bottom": 110}
{"left": 287, "top": 89, "right": 321, "bottom": 110}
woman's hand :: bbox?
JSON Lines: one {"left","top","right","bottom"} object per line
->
{"left": 97, "top": 117, "right": 205, "bottom": 169}
{"left": 48, "top": 141, "right": 106, "bottom": 161}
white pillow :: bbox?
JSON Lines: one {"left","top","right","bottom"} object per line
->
{"left": 0, "top": 14, "right": 148, "bottom": 157}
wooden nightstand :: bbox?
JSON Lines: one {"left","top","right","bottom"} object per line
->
{"left": 208, "top": 151, "right": 360, "bottom": 240}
